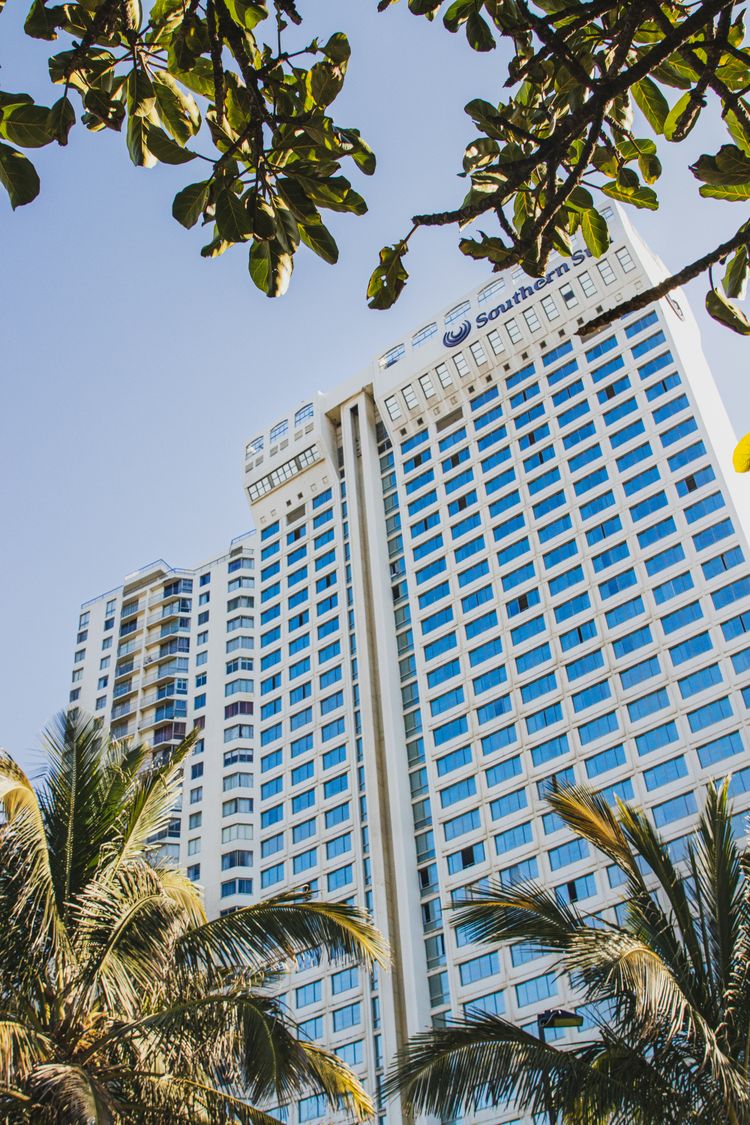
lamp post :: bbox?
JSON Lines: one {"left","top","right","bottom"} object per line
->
{"left": 536, "top": 1008, "right": 584, "bottom": 1125}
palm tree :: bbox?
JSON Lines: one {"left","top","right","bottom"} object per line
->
{"left": 0, "top": 711, "right": 388, "bottom": 1124}
{"left": 388, "top": 782, "right": 750, "bottom": 1124}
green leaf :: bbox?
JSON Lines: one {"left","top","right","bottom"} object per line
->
{"left": 309, "top": 61, "right": 346, "bottom": 108}
{"left": 706, "top": 286, "right": 750, "bottom": 335}
{"left": 126, "top": 114, "right": 156, "bottom": 167}
{"left": 580, "top": 208, "right": 610, "bottom": 256}
{"left": 0, "top": 142, "right": 41, "bottom": 208}
{"left": 200, "top": 230, "right": 233, "bottom": 258}
{"left": 152, "top": 72, "right": 200, "bottom": 144}
{"left": 723, "top": 244, "right": 748, "bottom": 300}
{"left": 466, "top": 11, "right": 495, "bottom": 49}
{"left": 48, "top": 96, "right": 75, "bottom": 145}
{"left": 128, "top": 67, "right": 156, "bottom": 118}
{"left": 144, "top": 123, "right": 197, "bottom": 164}
{"left": 699, "top": 182, "right": 750, "bottom": 201}
{"left": 463, "top": 137, "right": 499, "bottom": 172}
{"left": 725, "top": 104, "right": 750, "bottom": 156}
{"left": 338, "top": 128, "right": 376, "bottom": 175}
{"left": 242, "top": 194, "right": 273, "bottom": 241}
{"left": 293, "top": 175, "right": 367, "bottom": 215}
{"left": 465, "top": 98, "right": 506, "bottom": 141}
{"left": 459, "top": 235, "right": 513, "bottom": 266}
{"left": 664, "top": 91, "right": 701, "bottom": 142}
{"left": 322, "top": 32, "right": 351, "bottom": 64}
{"left": 601, "top": 180, "right": 659, "bottom": 210}
{"left": 444, "top": 0, "right": 476, "bottom": 31}
{"left": 367, "top": 242, "right": 409, "bottom": 309}
{"left": 0, "top": 93, "right": 33, "bottom": 110}
{"left": 223, "top": 0, "right": 267, "bottom": 29}
{"left": 691, "top": 145, "right": 750, "bottom": 186}
{"left": 277, "top": 176, "right": 320, "bottom": 222}
{"left": 170, "top": 61, "right": 215, "bottom": 99}
{"left": 408, "top": 0, "right": 443, "bottom": 13}
{"left": 172, "top": 180, "right": 209, "bottom": 227}
{"left": 632, "top": 78, "right": 669, "bottom": 134}
{"left": 249, "top": 238, "right": 294, "bottom": 297}
{"left": 215, "top": 185, "right": 254, "bottom": 242}
{"left": 566, "top": 186, "right": 594, "bottom": 212}
{"left": 638, "top": 152, "right": 662, "bottom": 183}
{"left": 24, "top": 0, "right": 66, "bottom": 39}
{"left": 299, "top": 219, "right": 339, "bottom": 264}
{"left": 0, "top": 103, "right": 54, "bottom": 148}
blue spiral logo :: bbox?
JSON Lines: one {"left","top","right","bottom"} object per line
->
{"left": 442, "top": 320, "right": 472, "bottom": 348}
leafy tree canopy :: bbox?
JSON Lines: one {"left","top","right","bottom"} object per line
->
{"left": 388, "top": 782, "right": 750, "bottom": 1124}
{"left": 0, "top": 711, "right": 389, "bottom": 1124}
{"left": 1, "top": 0, "right": 750, "bottom": 332}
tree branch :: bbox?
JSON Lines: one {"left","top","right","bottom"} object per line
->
{"left": 579, "top": 225, "right": 750, "bottom": 335}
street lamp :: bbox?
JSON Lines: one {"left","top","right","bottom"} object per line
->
{"left": 536, "top": 1008, "right": 584, "bottom": 1125}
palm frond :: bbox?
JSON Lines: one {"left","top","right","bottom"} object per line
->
{"left": 386, "top": 1013, "right": 586, "bottom": 1119}
{"left": 134, "top": 1074, "right": 291, "bottom": 1124}
{"left": 104, "top": 731, "right": 197, "bottom": 876}
{"left": 29, "top": 1062, "right": 116, "bottom": 1124}
{"left": 617, "top": 800, "right": 707, "bottom": 991}
{"left": 176, "top": 890, "right": 389, "bottom": 972}
{"left": 690, "top": 781, "right": 743, "bottom": 1013}
{"left": 453, "top": 878, "right": 592, "bottom": 951}
{"left": 0, "top": 1020, "right": 52, "bottom": 1087}
{"left": 0, "top": 751, "right": 66, "bottom": 954}
{"left": 546, "top": 785, "right": 636, "bottom": 872}
{"left": 71, "top": 862, "right": 187, "bottom": 1019}
{"left": 39, "top": 711, "right": 110, "bottom": 915}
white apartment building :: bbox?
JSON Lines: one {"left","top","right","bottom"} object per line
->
{"left": 70, "top": 534, "right": 256, "bottom": 920}
{"left": 71, "top": 207, "right": 750, "bottom": 1124}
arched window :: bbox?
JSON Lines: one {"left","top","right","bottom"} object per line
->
{"left": 294, "top": 403, "right": 314, "bottom": 427}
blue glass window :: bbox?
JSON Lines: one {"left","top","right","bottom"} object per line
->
{"left": 620, "top": 656, "right": 661, "bottom": 690}
{"left": 612, "top": 624, "right": 652, "bottom": 659}
{"left": 661, "top": 600, "right": 703, "bottom": 634}
{"left": 687, "top": 696, "right": 733, "bottom": 733}
{"left": 653, "top": 571, "right": 695, "bottom": 604}
{"left": 697, "top": 730, "right": 744, "bottom": 768}
{"left": 678, "top": 663, "right": 722, "bottom": 698}
{"left": 628, "top": 688, "right": 669, "bottom": 721}
{"left": 440, "top": 775, "right": 477, "bottom": 808}
{"left": 653, "top": 792, "right": 697, "bottom": 827}
{"left": 526, "top": 702, "right": 563, "bottom": 734}
{"left": 481, "top": 724, "right": 517, "bottom": 757}
{"left": 585, "top": 743, "right": 625, "bottom": 778}
{"left": 712, "top": 577, "right": 750, "bottom": 611}
{"left": 668, "top": 631, "right": 713, "bottom": 665}
{"left": 592, "top": 542, "right": 630, "bottom": 573}
{"left": 530, "top": 733, "right": 569, "bottom": 767}
{"left": 635, "top": 719, "right": 678, "bottom": 755}
{"left": 578, "top": 711, "right": 619, "bottom": 745}
{"left": 560, "top": 619, "right": 597, "bottom": 651}
{"left": 565, "top": 650, "right": 605, "bottom": 681}
{"left": 485, "top": 755, "right": 522, "bottom": 790}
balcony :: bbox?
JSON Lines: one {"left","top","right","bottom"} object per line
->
{"left": 152, "top": 723, "right": 187, "bottom": 746}
{"left": 112, "top": 680, "right": 137, "bottom": 700}
{"left": 142, "top": 657, "right": 189, "bottom": 687}
{"left": 111, "top": 699, "right": 137, "bottom": 721}
{"left": 114, "top": 658, "right": 140, "bottom": 682}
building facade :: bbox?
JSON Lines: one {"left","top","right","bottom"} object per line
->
{"left": 71, "top": 207, "right": 750, "bottom": 1124}
{"left": 69, "top": 534, "right": 256, "bottom": 920}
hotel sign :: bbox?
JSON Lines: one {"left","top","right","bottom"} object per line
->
{"left": 442, "top": 248, "right": 591, "bottom": 348}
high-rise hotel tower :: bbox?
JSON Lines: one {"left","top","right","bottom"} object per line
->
{"left": 71, "top": 208, "right": 750, "bottom": 1124}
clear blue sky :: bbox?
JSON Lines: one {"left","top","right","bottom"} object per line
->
{"left": 1, "top": 1, "right": 749, "bottom": 771}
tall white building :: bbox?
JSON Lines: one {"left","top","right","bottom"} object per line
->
{"left": 70, "top": 534, "right": 256, "bottom": 920}
{"left": 72, "top": 208, "right": 750, "bottom": 1124}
